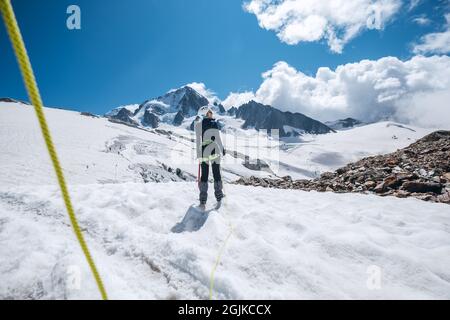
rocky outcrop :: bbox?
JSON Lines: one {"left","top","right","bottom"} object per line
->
{"left": 169, "top": 86, "right": 209, "bottom": 118}
{"left": 80, "top": 112, "right": 99, "bottom": 118}
{"left": 227, "top": 106, "right": 238, "bottom": 117}
{"left": 213, "top": 101, "right": 226, "bottom": 114}
{"left": 108, "top": 86, "right": 210, "bottom": 128}
{"left": 235, "top": 131, "right": 450, "bottom": 204}
{"left": 142, "top": 110, "right": 159, "bottom": 128}
{"left": 173, "top": 111, "right": 184, "bottom": 126}
{"left": 110, "top": 108, "right": 138, "bottom": 126}
{"left": 325, "top": 118, "right": 364, "bottom": 131}
{"left": 235, "top": 101, "right": 334, "bottom": 137}
{"left": 0, "top": 97, "right": 31, "bottom": 105}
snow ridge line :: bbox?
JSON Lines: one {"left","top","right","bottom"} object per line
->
{"left": 0, "top": 0, "right": 107, "bottom": 300}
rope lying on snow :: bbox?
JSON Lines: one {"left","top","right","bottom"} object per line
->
{"left": 0, "top": 0, "right": 108, "bottom": 300}
{"left": 208, "top": 163, "right": 234, "bottom": 300}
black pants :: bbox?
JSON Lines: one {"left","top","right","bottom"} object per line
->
{"left": 200, "top": 162, "right": 221, "bottom": 182}
{"left": 199, "top": 161, "right": 223, "bottom": 204}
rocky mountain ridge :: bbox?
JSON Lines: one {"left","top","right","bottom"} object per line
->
{"left": 235, "top": 100, "right": 334, "bottom": 137}
{"left": 105, "top": 87, "right": 334, "bottom": 136}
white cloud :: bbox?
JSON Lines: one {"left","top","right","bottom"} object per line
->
{"left": 412, "top": 16, "right": 430, "bottom": 26}
{"left": 413, "top": 13, "right": 450, "bottom": 54}
{"left": 185, "top": 82, "right": 220, "bottom": 102}
{"left": 222, "top": 91, "right": 256, "bottom": 109}
{"left": 243, "top": 0, "right": 402, "bottom": 53}
{"left": 223, "top": 55, "right": 450, "bottom": 128}
{"left": 395, "top": 89, "right": 450, "bottom": 129}
{"left": 408, "top": 0, "right": 422, "bottom": 11}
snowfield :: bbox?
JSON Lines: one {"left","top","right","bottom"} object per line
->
{"left": 0, "top": 102, "right": 434, "bottom": 187}
{"left": 276, "top": 122, "right": 434, "bottom": 178}
{"left": 0, "top": 182, "right": 449, "bottom": 299}
{"left": 1, "top": 101, "right": 449, "bottom": 299}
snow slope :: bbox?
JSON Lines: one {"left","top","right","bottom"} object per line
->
{"left": 1, "top": 101, "right": 448, "bottom": 300}
{"left": 0, "top": 182, "right": 449, "bottom": 299}
{"left": 0, "top": 102, "right": 259, "bottom": 187}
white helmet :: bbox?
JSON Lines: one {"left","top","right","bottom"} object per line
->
{"left": 198, "top": 106, "right": 213, "bottom": 117}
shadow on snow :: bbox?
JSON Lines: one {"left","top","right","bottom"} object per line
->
{"left": 171, "top": 205, "right": 214, "bottom": 233}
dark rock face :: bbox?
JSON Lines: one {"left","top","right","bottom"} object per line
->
{"left": 236, "top": 101, "right": 334, "bottom": 137}
{"left": 235, "top": 130, "right": 450, "bottom": 204}
{"left": 173, "top": 86, "right": 209, "bottom": 117}
{"left": 109, "top": 86, "right": 209, "bottom": 128}
{"left": 142, "top": 110, "right": 159, "bottom": 128}
{"left": 0, "top": 97, "right": 31, "bottom": 105}
{"left": 0, "top": 97, "right": 18, "bottom": 103}
{"left": 213, "top": 102, "right": 226, "bottom": 114}
{"left": 325, "top": 118, "right": 364, "bottom": 130}
{"left": 138, "top": 100, "right": 165, "bottom": 116}
{"left": 80, "top": 112, "right": 98, "bottom": 118}
{"left": 173, "top": 111, "right": 184, "bottom": 126}
{"left": 110, "top": 108, "right": 138, "bottom": 126}
{"left": 243, "top": 158, "right": 270, "bottom": 171}
{"left": 227, "top": 107, "right": 238, "bottom": 116}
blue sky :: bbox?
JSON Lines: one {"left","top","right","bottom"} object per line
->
{"left": 0, "top": 0, "right": 448, "bottom": 114}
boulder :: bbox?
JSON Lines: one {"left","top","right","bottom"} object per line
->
{"left": 438, "top": 192, "right": 450, "bottom": 204}
{"left": 374, "top": 182, "right": 386, "bottom": 193}
{"left": 364, "top": 180, "right": 376, "bottom": 189}
{"left": 383, "top": 175, "right": 402, "bottom": 189}
{"left": 443, "top": 172, "right": 450, "bottom": 182}
{"left": 401, "top": 181, "right": 443, "bottom": 194}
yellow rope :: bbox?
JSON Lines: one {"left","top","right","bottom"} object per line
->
{"left": 209, "top": 164, "right": 234, "bottom": 300}
{"left": 0, "top": 0, "right": 108, "bottom": 300}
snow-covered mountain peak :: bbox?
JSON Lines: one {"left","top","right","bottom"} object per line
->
{"left": 153, "top": 86, "right": 207, "bottom": 113}
{"left": 163, "top": 85, "right": 206, "bottom": 102}
{"left": 107, "top": 85, "right": 225, "bottom": 128}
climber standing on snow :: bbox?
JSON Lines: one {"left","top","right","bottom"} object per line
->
{"left": 195, "top": 107, "right": 226, "bottom": 210}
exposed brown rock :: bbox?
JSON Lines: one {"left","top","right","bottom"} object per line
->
{"left": 364, "top": 180, "right": 376, "bottom": 189}
{"left": 443, "top": 173, "right": 450, "bottom": 182}
{"left": 401, "top": 181, "right": 443, "bottom": 194}
{"left": 234, "top": 130, "right": 450, "bottom": 204}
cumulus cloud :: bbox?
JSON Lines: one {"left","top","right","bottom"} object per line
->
{"left": 413, "top": 13, "right": 450, "bottom": 54}
{"left": 222, "top": 55, "right": 450, "bottom": 128}
{"left": 243, "top": 0, "right": 402, "bottom": 53}
{"left": 222, "top": 91, "right": 256, "bottom": 109}
{"left": 395, "top": 89, "right": 450, "bottom": 129}
{"left": 185, "top": 82, "right": 220, "bottom": 102}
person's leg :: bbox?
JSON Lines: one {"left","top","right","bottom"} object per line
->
{"left": 212, "top": 162, "right": 224, "bottom": 201}
{"left": 199, "top": 161, "right": 209, "bottom": 204}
